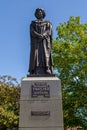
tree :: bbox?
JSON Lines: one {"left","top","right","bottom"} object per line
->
{"left": 52, "top": 16, "right": 87, "bottom": 129}
{"left": 0, "top": 75, "right": 20, "bottom": 130}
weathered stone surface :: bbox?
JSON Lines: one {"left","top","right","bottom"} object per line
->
{"left": 19, "top": 128, "right": 64, "bottom": 130}
{"left": 19, "top": 77, "right": 64, "bottom": 130}
{"left": 19, "top": 100, "right": 63, "bottom": 127}
{"left": 20, "top": 77, "right": 62, "bottom": 100}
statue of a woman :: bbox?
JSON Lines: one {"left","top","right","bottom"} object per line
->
{"left": 28, "top": 8, "right": 53, "bottom": 75}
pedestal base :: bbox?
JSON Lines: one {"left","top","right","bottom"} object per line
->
{"left": 19, "top": 77, "right": 64, "bottom": 130}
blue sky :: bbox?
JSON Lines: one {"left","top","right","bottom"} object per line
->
{"left": 0, "top": 0, "right": 87, "bottom": 81}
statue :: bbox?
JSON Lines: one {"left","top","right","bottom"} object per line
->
{"left": 28, "top": 8, "right": 54, "bottom": 76}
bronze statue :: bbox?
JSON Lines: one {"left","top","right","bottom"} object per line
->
{"left": 28, "top": 8, "right": 53, "bottom": 75}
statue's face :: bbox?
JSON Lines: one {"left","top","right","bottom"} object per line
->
{"left": 36, "top": 10, "right": 43, "bottom": 20}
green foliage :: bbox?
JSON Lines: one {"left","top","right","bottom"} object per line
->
{"left": 52, "top": 16, "right": 87, "bottom": 129}
{"left": 0, "top": 75, "right": 20, "bottom": 130}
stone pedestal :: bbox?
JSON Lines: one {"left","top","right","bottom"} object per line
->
{"left": 19, "top": 77, "right": 64, "bottom": 130}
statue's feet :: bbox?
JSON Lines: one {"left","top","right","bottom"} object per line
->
{"left": 46, "top": 68, "right": 51, "bottom": 75}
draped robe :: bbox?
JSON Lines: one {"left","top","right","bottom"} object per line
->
{"left": 29, "top": 20, "right": 53, "bottom": 74}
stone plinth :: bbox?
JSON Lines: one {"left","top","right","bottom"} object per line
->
{"left": 19, "top": 77, "right": 64, "bottom": 130}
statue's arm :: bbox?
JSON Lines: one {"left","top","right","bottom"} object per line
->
{"left": 30, "top": 23, "right": 43, "bottom": 39}
{"left": 43, "top": 22, "right": 52, "bottom": 38}
{"left": 33, "top": 30, "right": 43, "bottom": 38}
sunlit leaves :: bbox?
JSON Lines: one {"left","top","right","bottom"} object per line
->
{"left": 52, "top": 16, "right": 87, "bottom": 129}
{"left": 0, "top": 75, "right": 20, "bottom": 129}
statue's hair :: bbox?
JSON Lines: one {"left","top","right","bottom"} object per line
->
{"left": 35, "top": 8, "right": 46, "bottom": 19}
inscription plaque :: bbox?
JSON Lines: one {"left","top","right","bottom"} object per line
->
{"left": 31, "top": 111, "right": 50, "bottom": 116}
{"left": 31, "top": 82, "right": 50, "bottom": 97}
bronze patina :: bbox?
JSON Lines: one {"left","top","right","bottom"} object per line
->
{"left": 28, "top": 8, "right": 54, "bottom": 76}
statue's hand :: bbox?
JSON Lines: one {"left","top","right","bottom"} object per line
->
{"left": 43, "top": 32, "right": 49, "bottom": 39}
{"left": 38, "top": 34, "right": 44, "bottom": 39}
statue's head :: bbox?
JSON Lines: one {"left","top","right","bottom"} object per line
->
{"left": 35, "top": 8, "right": 46, "bottom": 20}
